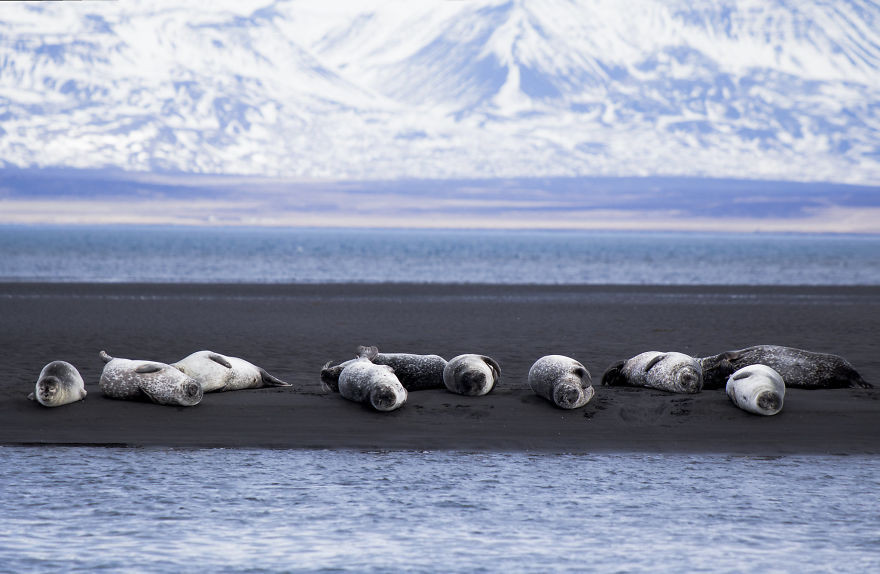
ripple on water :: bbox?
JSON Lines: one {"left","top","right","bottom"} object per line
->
{"left": 0, "top": 448, "right": 879, "bottom": 573}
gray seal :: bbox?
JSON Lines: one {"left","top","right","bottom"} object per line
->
{"left": 698, "top": 345, "right": 871, "bottom": 389}
{"left": 337, "top": 347, "right": 407, "bottom": 412}
{"left": 99, "top": 350, "right": 203, "bottom": 406}
{"left": 443, "top": 354, "right": 501, "bottom": 396}
{"left": 528, "top": 355, "right": 594, "bottom": 409}
{"left": 172, "top": 350, "right": 290, "bottom": 392}
{"left": 28, "top": 361, "right": 87, "bottom": 407}
{"left": 726, "top": 364, "right": 785, "bottom": 416}
{"left": 602, "top": 351, "right": 703, "bottom": 393}
{"left": 321, "top": 347, "right": 446, "bottom": 392}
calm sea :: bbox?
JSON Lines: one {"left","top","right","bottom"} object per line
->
{"left": 1, "top": 447, "right": 878, "bottom": 573}
{"left": 1, "top": 225, "right": 879, "bottom": 284}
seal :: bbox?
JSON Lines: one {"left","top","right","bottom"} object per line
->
{"left": 698, "top": 345, "right": 871, "bottom": 389}
{"left": 528, "top": 355, "right": 594, "bottom": 409}
{"left": 28, "top": 360, "right": 87, "bottom": 407}
{"left": 337, "top": 346, "right": 407, "bottom": 412}
{"left": 172, "top": 350, "right": 290, "bottom": 392}
{"left": 601, "top": 351, "right": 703, "bottom": 393}
{"left": 99, "top": 350, "right": 203, "bottom": 406}
{"left": 726, "top": 364, "right": 785, "bottom": 416}
{"left": 442, "top": 354, "right": 501, "bottom": 396}
{"left": 321, "top": 347, "right": 446, "bottom": 392}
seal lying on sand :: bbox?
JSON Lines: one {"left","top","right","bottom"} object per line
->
{"left": 28, "top": 361, "right": 87, "bottom": 407}
{"left": 726, "top": 364, "right": 785, "bottom": 416}
{"left": 699, "top": 345, "right": 870, "bottom": 389}
{"left": 602, "top": 351, "right": 703, "bottom": 394}
{"left": 528, "top": 355, "right": 594, "bottom": 409}
{"left": 443, "top": 354, "right": 501, "bottom": 396}
{"left": 99, "top": 350, "right": 203, "bottom": 406}
{"left": 172, "top": 350, "right": 290, "bottom": 392}
{"left": 337, "top": 346, "right": 407, "bottom": 412}
{"left": 321, "top": 347, "right": 446, "bottom": 391}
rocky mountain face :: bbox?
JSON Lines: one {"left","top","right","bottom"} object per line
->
{"left": 1, "top": 0, "right": 878, "bottom": 183}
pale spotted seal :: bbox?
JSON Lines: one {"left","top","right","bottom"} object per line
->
{"left": 28, "top": 361, "right": 87, "bottom": 407}
{"left": 337, "top": 347, "right": 407, "bottom": 412}
{"left": 99, "top": 350, "right": 203, "bottom": 406}
{"left": 321, "top": 347, "right": 446, "bottom": 392}
{"left": 699, "top": 345, "right": 870, "bottom": 389}
{"left": 726, "top": 364, "right": 785, "bottom": 416}
{"left": 528, "top": 355, "right": 594, "bottom": 409}
{"left": 172, "top": 350, "right": 290, "bottom": 392}
{"left": 442, "top": 354, "right": 501, "bottom": 396}
{"left": 602, "top": 351, "right": 703, "bottom": 394}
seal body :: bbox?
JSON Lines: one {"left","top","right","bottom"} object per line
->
{"left": 372, "top": 353, "right": 447, "bottom": 391}
{"left": 99, "top": 351, "right": 203, "bottom": 406}
{"left": 528, "top": 355, "right": 594, "bottom": 409}
{"left": 602, "top": 351, "right": 703, "bottom": 394}
{"left": 321, "top": 347, "right": 446, "bottom": 392}
{"left": 172, "top": 350, "right": 290, "bottom": 392}
{"left": 28, "top": 361, "right": 87, "bottom": 407}
{"left": 699, "top": 345, "right": 870, "bottom": 389}
{"left": 443, "top": 354, "right": 501, "bottom": 396}
{"left": 726, "top": 364, "right": 785, "bottom": 416}
{"left": 338, "top": 358, "right": 407, "bottom": 412}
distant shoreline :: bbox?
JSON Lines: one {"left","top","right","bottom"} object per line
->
{"left": 1, "top": 282, "right": 878, "bottom": 453}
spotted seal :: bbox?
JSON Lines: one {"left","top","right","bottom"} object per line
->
{"left": 528, "top": 355, "right": 594, "bottom": 409}
{"left": 726, "top": 364, "right": 785, "bottom": 416}
{"left": 602, "top": 351, "right": 703, "bottom": 394}
{"left": 337, "top": 346, "right": 407, "bottom": 411}
{"left": 99, "top": 350, "right": 203, "bottom": 406}
{"left": 321, "top": 347, "right": 446, "bottom": 392}
{"left": 442, "top": 354, "right": 501, "bottom": 396}
{"left": 699, "top": 345, "right": 870, "bottom": 389}
{"left": 27, "top": 361, "right": 87, "bottom": 407}
{"left": 172, "top": 350, "right": 290, "bottom": 392}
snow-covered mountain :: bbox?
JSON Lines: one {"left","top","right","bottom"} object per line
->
{"left": 1, "top": 0, "right": 879, "bottom": 183}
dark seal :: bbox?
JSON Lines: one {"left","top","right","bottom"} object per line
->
{"left": 698, "top": 345, "right": 870, "bottom": 390}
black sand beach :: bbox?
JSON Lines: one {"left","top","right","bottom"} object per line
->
{"left": 1, "top": 282, "right": 878, "bottom": 453}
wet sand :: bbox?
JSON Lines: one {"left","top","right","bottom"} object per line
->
{"left": 1, "top": 283, "right": 878, "bottom": 453}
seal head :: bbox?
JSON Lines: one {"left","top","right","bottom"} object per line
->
{"left": 443, "top": 354, "right": 500, "bottom": 396}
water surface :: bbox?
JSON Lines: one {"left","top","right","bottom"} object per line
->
{"left": 1, "top": 447, "right": 877, "bottom": 573}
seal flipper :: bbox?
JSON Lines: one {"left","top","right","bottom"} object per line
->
{"left": 27, "top": 392, "right": 35, "bottom": 401}
{"left": 136, "top": 364, "right": 162, "bottom": 374}
{"left": 601, "top": 361, "right": 626, "bottom": 386}
{"left": 260, "top": 368, "right": 291, "bottom": 387}
{"left": 208, "top": 353, "right": 233, "bottom": 369}
{"left": 99, "top": 350, "right": 113, "bottom": 364}
{"left": 480, "top": 355, "right": 501, "bottom": 385}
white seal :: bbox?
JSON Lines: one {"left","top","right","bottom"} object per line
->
{"left": 528, "top": 355, "right": 594, "bottom": 409}
{"left": 99, "top": 350, "right": 203, "bottom": 407}
{"left": 172, "top": 350, "right": 290, "bottom": 392}
{"left": 726, "top": 364, "right": 785, "bottom": 416}
{"left": 28, "top": 361, "right": 87, "bottom": 407}
{"left": 338, "top": 346, "right": 407, "bottom": 412}
{"left": 602, "top": 351, "right": 703, "bottom": 394}
{"left": 443, "top": 354, "right": 500, "bottom": 396}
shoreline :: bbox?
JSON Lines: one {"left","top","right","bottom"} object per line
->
{"left": 1, "top": 282, "right": 878, "bottom": 454}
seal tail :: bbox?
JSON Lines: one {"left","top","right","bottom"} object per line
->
{"left": 99, "top": 350, "right": 114, "bottom": 364}
{"left": 357, "top": 345, "right": 379, "bottom": 360}
{"left": 601, "top": 361, "right": 626, "bottom": 386}
{"left": 260, "top": 368, "right": 292, "bottom": 387}
{"left": 850, "top": 373, "right": 873, "bottom": 389}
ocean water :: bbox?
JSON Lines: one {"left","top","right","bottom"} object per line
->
{"left": 1, "top": 225, "right": 879, "bottom": 285}
{"left": 1, "top": 447, "right": 877, "bottom": 573}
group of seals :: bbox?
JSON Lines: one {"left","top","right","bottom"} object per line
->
{"left": 602, "top": 345, "right": 870, "bottom": 416}
{"left": 322, "top": 347, "right": 501, "bottom": 411}
{"left": 28, "top": 349, "right": 289, "bottom": 408}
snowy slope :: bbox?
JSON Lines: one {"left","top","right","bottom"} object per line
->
{"left": 0, "top": 0, "right": 878, "bottom": 183}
